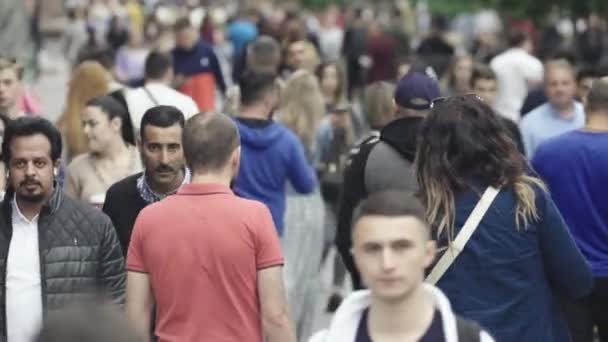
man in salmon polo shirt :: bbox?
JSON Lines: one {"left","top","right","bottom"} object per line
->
{"left": 126, "top": 112, "right": 295, "bottom": 342}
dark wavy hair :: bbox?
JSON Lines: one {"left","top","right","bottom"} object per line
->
{"left": 415, "top": 95, "right": 546, "bottom": 240}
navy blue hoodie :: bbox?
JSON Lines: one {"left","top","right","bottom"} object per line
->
{"left": 234, "top": 119, "right": 316, "bottom": 236}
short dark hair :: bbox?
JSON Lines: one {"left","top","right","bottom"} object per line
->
{"left": 174, "top": 17, "right": 193, "bottom": 32}
{"left": 140, "top": 105, "right": 186, "bottom": 142}
{"left": 239, "top": 71, "right": 278, "bottom": 107}
{"left": 507, "top": 29, "right": 528, "bottom": 48}
{"left": 247, "top": 36, "right": 281, "bottom": 73}
{"left": 2, "top": 117, "right": 63, "bottom": 164}
{"left": 586, "top": 78, "right": 608, "bottom": 113}
{"left": 577, "top": 67, "right": 597, "bottom": 83}
{"left": 470, "top": 64, "right": 496, "bottom": 88}
{"left": 77, "top": 47, "right": 115, "bottom": 70}
{"left": 547, "top": 49, "right": 577, "bottom": 66}
{"left": 183, "top": 113, "right": 240, "bottom": 173}
{"left": 353, "top": 191, "right": 429, "bottom": 233}
{"left": 145, "top": 51, "right": 172, "bottom": 80}
{"left": 86, "top": 95, "right": 135, "bottom": 146}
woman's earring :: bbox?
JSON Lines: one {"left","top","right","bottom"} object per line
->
{"left": 53, "top": 168, "right": 58, "bottom": 177}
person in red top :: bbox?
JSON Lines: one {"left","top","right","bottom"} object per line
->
{"left": 126, "top": 112, "right": 295, "bottom": 342}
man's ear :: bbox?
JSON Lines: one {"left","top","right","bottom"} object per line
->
{"left": 232, "top": 146, "right": 241, "bottom": 167}
{"left": 111, "top": 116, "right": 123, "bottom": 132}
{"left": 53, "top": 160, "right": 61, "bottom": 177}
{"left": 136, "top": 134, "right": 143, "bottom": 151}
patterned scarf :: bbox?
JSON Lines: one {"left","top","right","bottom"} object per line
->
{"left": 136, "top": 168, "right": 191, "bottom": 204}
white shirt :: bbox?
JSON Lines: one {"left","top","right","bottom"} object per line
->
{"left": 125, "top": 82, "right": 200, "bottom": 132}
{"left": 490, "top": 48, "right": 543, "bottom": 122}
{"left": 6, "top": 198, "right": 43, "bottom": 342}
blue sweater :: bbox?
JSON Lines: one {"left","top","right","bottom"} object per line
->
{"left": 437, "top": 186, "right": 592, "bottom": 342}
{"left": 532, "top": 130, "right": 608, "bottom": 277}
{"left": 233, "top": 119, "right": 316, "bottom": 235}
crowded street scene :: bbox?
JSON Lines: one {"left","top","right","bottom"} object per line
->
{"left": 0, "top": 0, "right": 607, "bottom": 341}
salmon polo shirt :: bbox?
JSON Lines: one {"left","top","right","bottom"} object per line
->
{"left": 127, "top": 183, "right": 284, "bottom": 342}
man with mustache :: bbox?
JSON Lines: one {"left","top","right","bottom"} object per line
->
{"left": 0, "top": 117, "right": 125, "bottom": 341}
{"left": 103, "top": 105, "right": 189, "bottom": 255}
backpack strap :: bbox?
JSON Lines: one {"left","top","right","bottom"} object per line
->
{"left": 456, "top": 316, "right": 482, "bottom": 342}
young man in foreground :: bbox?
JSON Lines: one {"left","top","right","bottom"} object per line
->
{"left": 311, "top": 191, "right": 493, "bottom": 342}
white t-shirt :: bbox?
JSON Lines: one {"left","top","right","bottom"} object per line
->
{"left": 490, "top": 48, "right": 543, "bottom": 122}
{"left": 6, "top": 198, "right": 43, "bottom": 342}
{"left": 125, "top": 82, "right": 200, "bottom": 131}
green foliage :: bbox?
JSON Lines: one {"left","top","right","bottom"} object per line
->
{"left": 300, "top": 0, "right": 346, "bottom": 10}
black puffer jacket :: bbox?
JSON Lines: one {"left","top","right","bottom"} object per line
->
{"left": 0, "top": 187, "right": 125, "bottom": 337}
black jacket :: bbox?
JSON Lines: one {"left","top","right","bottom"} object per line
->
{"left": 0, "top": 187, "right": 125, "bottom": 337}
{"left": 336, "top": 117, "right": 423, "bottom": 289}
{"left": 103, "top": 173, "right": 148, "bottom": 256}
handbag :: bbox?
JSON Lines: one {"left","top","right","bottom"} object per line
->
{"left": 425, "top": 186, "right": 500, "bottom": 285}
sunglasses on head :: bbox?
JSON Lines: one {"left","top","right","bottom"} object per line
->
{"left": 430, "top": 93, "right": 483, "bottom": 108}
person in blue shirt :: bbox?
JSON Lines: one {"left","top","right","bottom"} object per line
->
{"left": 520, "top": 60, "right": 585, "bottom": 159}
{"left": 233, "top": 71, "right": 316, "bottom": 236}
{"left": 416, "top": 94, "right": 592, "bottom": 342}
{"left": 532, "top": 78, "right": 608, "bottom": 342}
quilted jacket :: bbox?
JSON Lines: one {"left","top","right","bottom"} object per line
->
{"left": 0, "top": 187, "right": 126, "bottom": 338}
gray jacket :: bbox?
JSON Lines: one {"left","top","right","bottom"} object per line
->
{"left": 0, "top": 187, "right": 125, "bottom": 337}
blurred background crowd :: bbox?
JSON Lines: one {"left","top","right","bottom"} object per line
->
{"left": 1, "top": 0, "right": 608, "bottom": 341}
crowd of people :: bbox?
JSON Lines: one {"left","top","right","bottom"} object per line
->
{"left": 0, "top": 0, "right": 607, "bottom": 341}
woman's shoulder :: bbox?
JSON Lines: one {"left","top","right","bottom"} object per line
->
{"left": 67, "top": 153, "right": 94, "bottom": 172}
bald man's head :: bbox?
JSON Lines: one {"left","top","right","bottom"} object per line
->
{"left": 183, "top": 112, "right": 241, "bottom": 173}
{"left": 586, "top": 78, "right": 608, "bottom": 114}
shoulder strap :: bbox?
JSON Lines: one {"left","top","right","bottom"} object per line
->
{"left": 455, "top": 316, "right": 482, "bottom": 342}
{"left": 142, "top": 86, "right": 159, "bottom": 106}
{"left": 425, "top": 186, "right": 500, "bottom": 285}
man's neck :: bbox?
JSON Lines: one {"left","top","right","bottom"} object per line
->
{"left": 2, "top": 105, "right": 24, "bottom": 120}
{"left": 190, "top": 172, "right": 231, "bottom": 187}
{"left": 551, "top": 102, "right": 576, "bottom": 119}
{"left": 16, "top": 192, "right": 53, "bottom": 221}
{"left": 239, "top": 105, "right": 270, "bottom": 120}
{"left": 368, "top": 285, "right": 436, "bottom": 340}
{"left": 145, "top": 79, "right": 168, "bottom": 87}
{"left": 585, "top": 112, "right": 608, "bottom": 132}
{"left": 146, "top": 168, "right": 185, "bottom": 195}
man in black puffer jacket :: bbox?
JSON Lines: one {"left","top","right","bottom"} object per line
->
{"left": 0, "top": 117, "right": 125, "bottom": 341}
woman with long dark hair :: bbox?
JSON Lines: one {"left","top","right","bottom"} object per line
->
{"left": 416, "top": 95, "right": 592, "bottom": 342}
{"left": 66, "top": 95, "right": 140, "bottom": 206}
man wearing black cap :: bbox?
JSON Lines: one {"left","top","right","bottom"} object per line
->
{"left": 335, "top": 71, "right": 441, "bottom": 291}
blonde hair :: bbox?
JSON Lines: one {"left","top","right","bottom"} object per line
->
{"left": 288, "top": 40, "right": 321, "bottom": 73}
{"left": 0, "top": 57, "right": 24, "bottom": 80}
{"left": 280, "top": 70, "right": 325, "bottom": 150}
{"left": 57, "top": 61, "right": 111, "bottom": 159}
{"left": 363, "top": 81, "right": 395, "bottom": 129}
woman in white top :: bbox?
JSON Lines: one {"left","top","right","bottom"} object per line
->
{"left": 66, "top": 95, "right": 141, "bottom": 206}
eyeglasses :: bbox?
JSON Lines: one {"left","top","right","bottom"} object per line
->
{"left": 430, "top": 93, "right": 483, "bottom": 108}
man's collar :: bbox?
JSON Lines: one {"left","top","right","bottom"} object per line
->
{"left": 137, "top": 168, "right": 191, "bottom": 204}
{"left": 12, "top": 193, "right": 39, "bottom": 224}
{"left": 177, "top": 183, "right": 232, "bottom": 196}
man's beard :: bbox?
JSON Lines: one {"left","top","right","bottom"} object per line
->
{"left": 16, "top": 179, "right": 48, "bottom": 204}
{"left": 17, "top": 191, "right": 46, "bottom": 204}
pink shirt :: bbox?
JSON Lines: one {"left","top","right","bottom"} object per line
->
{"left": 127, "top": 183, "right": 283, "bottom": 342}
